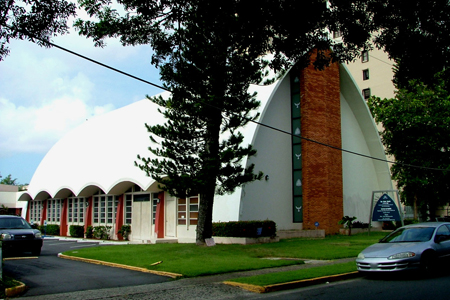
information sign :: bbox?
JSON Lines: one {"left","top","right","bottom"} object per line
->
{"left": 372, "top": 193, "right": 401, "bottom": 221}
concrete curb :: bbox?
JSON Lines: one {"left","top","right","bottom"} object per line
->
{"left": 5, "top": 281, "right": 27, "bottom": 297}
{"left": 223, "top": 271, "right": 361, "bottom": 293}
{"left": 58, "top": 253, "right": 183, "bottom": 279}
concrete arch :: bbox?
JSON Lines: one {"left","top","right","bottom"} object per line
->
{"left": 77, "top": 185, "right": 105, "bottom": 198}
{"left": 18, "top": 192, "right": 32, "bottom": 201}
{"left": 54, "top": 188, "right": 75, "bottom": 199}
{"left": 108, "top": 180, "right": 141, "bottom": 195}
{"left": 34, "top": 191, "right": 52, "bottom": 201}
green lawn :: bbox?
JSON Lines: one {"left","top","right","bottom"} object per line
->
{"left": 63, "top": 232, "right": 386, "bottom": 277}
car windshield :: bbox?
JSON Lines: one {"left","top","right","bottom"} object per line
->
{"left": 0, "top": 218, "right": 32, "bottom": 229}
{"left": 380, "top": 226, "right": 435, "bottom": 243}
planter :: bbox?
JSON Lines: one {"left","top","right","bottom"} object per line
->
{"left": 212, "top": 236, "right": 279, "bottom": 245}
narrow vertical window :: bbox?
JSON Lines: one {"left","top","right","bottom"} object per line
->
{"left": 362, "top": 88, "right": 371, "bottom": 99}
{"left": 363, "top": 69, "right": 369, "bottom": 80}
{"left": 362, "top": 51, "right": 369, "bottom": 63}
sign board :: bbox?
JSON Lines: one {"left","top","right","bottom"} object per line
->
{"left": 205, "top": 238, "right": 216, "bottom": 247}
{"left": 372, "top": 193, "right": 401, "bottom": 222}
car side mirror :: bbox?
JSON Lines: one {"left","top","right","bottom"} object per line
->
{"left": 435, "top": 235, "right": 446, "bottom": 243}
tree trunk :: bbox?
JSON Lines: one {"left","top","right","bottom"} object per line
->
{"left": 196, "top": 108, "right": 222, "bottom": 245}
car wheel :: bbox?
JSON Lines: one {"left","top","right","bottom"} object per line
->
{"left": 31, "top": 247, "right": 41, "bottom": 256}
{"left": 420, "top": 251, "right": 436, "bottom": 275}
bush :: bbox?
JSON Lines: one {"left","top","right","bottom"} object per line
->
{"left": 117, "top": 224, "right": 131, "bottom": 240}
{"left": 93, "top": 226, "right": 112, "bottom": 240}
{"left": 38, "top": 224, "right": 60, "bottom": 235}
{"left": 212, "top": 220, "right": 276, "bottom": 238}
{"left": 352, "top": 221, "right": 370, "bottom": 229}
{"left": 85, "top": 225, "right": 94, "bottom": 238}
{"left": 69, "top": 225, "right": 85, "bottom": 238}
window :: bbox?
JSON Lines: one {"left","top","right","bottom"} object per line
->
{"left": 125, "top": 195, "right": 132, "bottom": 225}
{"left": 152, "top": 193, "right": 159, "bottom": 225}
{"left": 363, "top": 69, "right": 369, "bottom": 81}
{"left": 178, "top": 198, "right": 187, "bottom": 225}
{"left": 362, "top": 51, "right": 369, "bottom": 63}
{"left": 362, "top": 88, "right": 371, "bottom": 99}
{"left": 47, "top": 199, "right": 61, "bottom": 223}
{"left": 177, "top": 196, "right": 200, "bottom": 225}
{"left": 189, "top": 197, "right": 199, "bottom": 225}
{"left": 68, "top": 197, "right": 85, "bottom": 224}
{"left": 93, "top": 194, "right": 118, "bottom": 225}
{"left": 29, "top": 200, "right": 43, "bottom": 225}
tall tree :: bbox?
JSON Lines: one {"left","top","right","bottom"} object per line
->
{"left": 368, "top": 72, "right": 450, "bottom": 220}
{"left": 76, "top": 0, "right": 374, "bottom": 244}
{"left": 0, "top": 0, "right": 77, "bottom": 60}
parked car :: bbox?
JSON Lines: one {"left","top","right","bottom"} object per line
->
{"left": 356, "top": 222, "right": 450, "bottom": 273}
{"left": 0, "top": 215, "right": 43, "bottom": 256}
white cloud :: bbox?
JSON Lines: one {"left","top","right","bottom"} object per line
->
{"left": 0, "top": 96, "right": 115, "bottom": 157}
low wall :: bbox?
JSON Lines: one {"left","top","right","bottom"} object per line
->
{"left": 213, "top": 236, "right": 280, "bottom": 245}
{"left": 277, "top": 229, "right": 325, "bottom": 239}
{"left": 339, "top": 227, "right": 383, "bottom": 235}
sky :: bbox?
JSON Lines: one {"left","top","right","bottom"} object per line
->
{"left": 0, "top": 18, "right": 164, "bottom": 185}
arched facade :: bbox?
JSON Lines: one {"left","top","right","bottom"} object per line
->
{"left": 18, "top": 62, "right": 392, "bottom": 243}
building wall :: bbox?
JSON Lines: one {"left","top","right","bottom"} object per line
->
{"left": 238, "top": 74, "right": 297, "bottom": 230}
{"left": 340, "top": 64, "right": 394, "bottom": 224}
{"left": 345, "top": 47, "right": 395, "bottom": 100}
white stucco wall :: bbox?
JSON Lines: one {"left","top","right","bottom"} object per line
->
{"left": 340, "top": 64, "right": 393, "bottom": 223}
{"left": 237, "top": 74, "right": 298, "bottom": 230}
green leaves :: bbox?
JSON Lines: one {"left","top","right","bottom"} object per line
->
{"left": 368, "top": 72, "right": 450, "bottom": 219}
{"left": 0, "top": 0, "right": 77, "bottom": 60}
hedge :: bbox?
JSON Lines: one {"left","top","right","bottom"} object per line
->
{"left": 69, "top": 225, "right": 85, "bottom": 238}
{"left": 38, "top": 224, "right": 60, "bottom": 236}
{"left": 212, "top": 220, "right": 276, "bottom": 238}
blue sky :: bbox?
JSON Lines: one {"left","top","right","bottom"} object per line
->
{"left": 0, "top": 24, "right": 164, "bottom": 185}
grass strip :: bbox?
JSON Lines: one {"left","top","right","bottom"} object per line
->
{"left": 62, "top": 232, "right": 385, "bottom": 277}
{"left": 227, "top": 261, "right": 357, "bottom": 286}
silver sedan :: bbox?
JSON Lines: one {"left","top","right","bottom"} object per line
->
{"left": 356, "top": 222, "right": 450, "bottom": 272}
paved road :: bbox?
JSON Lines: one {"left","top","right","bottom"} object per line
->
{"left": 6, "top": 239, "right": 450, "bottom": 300}
{"left": 2, "top": 237, "right": 170, "bottom": 297}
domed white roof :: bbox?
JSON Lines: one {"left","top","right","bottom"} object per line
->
{"left": 26, "top": 94, "right": 169, "bottom": 198}
{"left": 24, "top": 82, "right": 278, "bottom": 200}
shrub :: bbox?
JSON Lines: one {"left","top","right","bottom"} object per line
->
{"left": 85, "top": 225, "right": 94, "bottom": 238}
{"left": 117, "top": 224, "right": 131, "bottom": 240}
{"left": 39, "top": 224, "right": 60, "bottom": 235}
{"left": 69, "top": 225, "right": 85, "bottom": 238}
{"left": 212, "top": 220, "right": 276, "bottom": 238}
{"left": 93, "top": 226, "right": 112, "bottom": 240}
{"left": 352, "top": 221, "right": 370, "bottom": 229}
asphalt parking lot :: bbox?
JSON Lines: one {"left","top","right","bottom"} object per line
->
{"left": 2, "top": 237, "right": 171, "bottom": 297}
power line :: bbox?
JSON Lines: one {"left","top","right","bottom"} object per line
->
{"left": 6, "top": 26, "right": 447, "bottom": 172}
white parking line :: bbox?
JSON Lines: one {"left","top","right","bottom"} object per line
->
{"left": 45, "top": 242, "right": 78, "bottom": 246}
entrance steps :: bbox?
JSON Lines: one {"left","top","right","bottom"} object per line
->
{"left": 154, "top": 238, "right": 178, "bottom": 244}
